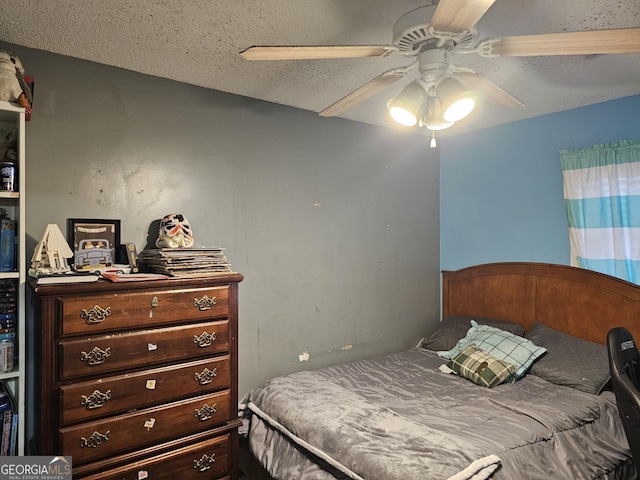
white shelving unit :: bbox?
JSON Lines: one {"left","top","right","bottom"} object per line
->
{"left": 0, "top": 100, "right": 26, "bottom": 455}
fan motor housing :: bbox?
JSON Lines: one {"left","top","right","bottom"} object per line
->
{"left": 392, "top": 5, "right": 477, "bottom": 52}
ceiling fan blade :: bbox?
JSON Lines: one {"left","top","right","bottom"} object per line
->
{"left": 430, "top": 0, "right": 496, "bottom": 33}
{"left": 454, "top": 72, "right": 525, "bottom": 108}
{"left": 489, "top": 28, "right": 640, "bottom": 56}
{"left": 319, "top": 69, "right": 408, "bottom": 118}
{"left": 240, "top": 45, "right": 396, "bottom": 61}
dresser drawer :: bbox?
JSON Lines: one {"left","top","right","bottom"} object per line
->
{"left": 77, "top": 433, "right": 231, "bottom": 480}
{"left": 61, "top": 355, "right": 231, "bottom": 424}
{"left": 60, "top": 320, "right": 229, "bottom": 379}
{"left": 61, "top": 286, "right": 230, "bottom": 335}
{"left": 60, "top": 391, "right": 231, "bottom": 465}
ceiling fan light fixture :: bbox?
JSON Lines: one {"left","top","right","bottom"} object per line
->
{"left": 388, "top": 102, "right": 419, "bottom": 127}
{"left": 438, "top": 77, "right": 477, "bottom": 123}
{"left": 444, "top": 96, "right": 476, "bottom": 122}
{"left": 387, "top": 81, "right": 427, "bottom": 127}
{"left": 422, "top": 87, "right": 454, "bottom": 131}
{"left": 426, "top": 121, "right": 454, "bottom": 131}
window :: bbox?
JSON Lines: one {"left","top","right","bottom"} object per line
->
{"left": 560, "top": 140, "right": 640, "bottom": 283}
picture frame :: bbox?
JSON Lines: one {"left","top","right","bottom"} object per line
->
{"left": 67, "top": 218, "right": 121, "bottom": 271}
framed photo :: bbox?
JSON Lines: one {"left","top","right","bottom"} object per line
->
{"left": 67, "top": 218, "right": 121, "bottom": 271}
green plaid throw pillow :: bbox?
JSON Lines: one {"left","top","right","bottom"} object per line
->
{"left": 448, "top": 344, "right": 516, "bottom": 388}
{"left": 439, "top": 320, "right": 547, "bottom": 382}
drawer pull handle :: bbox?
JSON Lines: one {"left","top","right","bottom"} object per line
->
{"left": 194, "top": 331, "right": 216, "bottom": 348}
{"left": 150, "top": 296, "right": 159, "bottom": 308}
{"left": 194, "top": 403, "right": 217, "bottom": 422}
{"left": 80, "top": 346, "right": 112, "bottom": 366}
{"left": 80, "top": 305, "right": 111, "bottom": 324}
{"left": 193, "top": 453, "right": 216, "bottom": 472}
{"left": 194, "top": 295, "right": 216, "bottom": 311}
{"left": 80, "top": 430, "right": 110, "bottom": 448}
{"left": 80, "top": 389, "right": 112, "bottom": 410}
{"left": 194, "top": 367, "right": 218, "bottom": 385}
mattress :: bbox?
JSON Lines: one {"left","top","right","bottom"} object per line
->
{"left": 240, "top": 347, "right": 635, "bottom": 480}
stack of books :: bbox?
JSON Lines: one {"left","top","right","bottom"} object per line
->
{"left": 0, "top": 280, "right": 16, "bottom": 359}
{"left": 30, "top": 271, "right": 100, "bottom": 285}
{"left": 0, "top": 381, "right": 17, "bottom": 455}
{"left": 138, "top": 248, "right": 233, "bottom": 278}
{"left": 0, "top": 219, "right": 15, "bottom": 272}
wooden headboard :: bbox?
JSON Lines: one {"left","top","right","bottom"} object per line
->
{"left": 442, "top": 262, "right": 640, "bottom": 345}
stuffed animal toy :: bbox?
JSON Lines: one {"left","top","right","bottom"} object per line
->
{"left": 0, "top": 51, "right": 32, "bottom": 109}
{"left": 0, "top": 127, "right": 17, "bottom": 162}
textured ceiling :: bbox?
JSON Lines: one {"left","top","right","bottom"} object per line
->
{"left": 1, "top": 0, "right": 639, "bottom": 136}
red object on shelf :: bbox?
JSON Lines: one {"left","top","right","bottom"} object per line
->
{"left": 22, "top": 76, "right": 33, "bottom": 121}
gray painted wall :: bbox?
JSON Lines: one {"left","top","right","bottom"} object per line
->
{"left": 1, "top": 42, "right": 441, "bottom": 444}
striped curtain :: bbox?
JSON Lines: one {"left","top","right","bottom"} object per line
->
{"left": 560, "top": 140, "right": 640, "bottom": 284}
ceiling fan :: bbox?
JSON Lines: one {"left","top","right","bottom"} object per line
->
{"left": 240, "top": 1, "right": 640, "bottom": 136}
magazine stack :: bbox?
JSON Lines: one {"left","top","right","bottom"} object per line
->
{"left": 138, "top": 247, "right": 233, "bottom": 278}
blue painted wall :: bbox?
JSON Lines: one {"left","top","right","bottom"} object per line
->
{"left": 440, "top": 94, "right": 640, "bottom": 271}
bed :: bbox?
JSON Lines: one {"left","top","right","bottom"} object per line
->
{"left": 239, "top": 262, "right": 640, "bottom": 479}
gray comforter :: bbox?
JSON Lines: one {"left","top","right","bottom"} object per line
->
{"left": 240, "top": 348, "right": 634, "bottom": 480}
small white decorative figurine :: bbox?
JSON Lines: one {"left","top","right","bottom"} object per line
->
{"left": 29, "top": 224, "right": 74, "bottom": 276}
{"left": 156, "top": 214, "right": 195, "bottom": 248}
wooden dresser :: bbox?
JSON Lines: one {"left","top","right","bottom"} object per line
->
{"left": 30, "top": 273, "right": 243, "bottom": 479}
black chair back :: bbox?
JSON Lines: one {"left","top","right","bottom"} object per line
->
{"left": 608, "top": 326, "right": 640, "bottom": 474}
